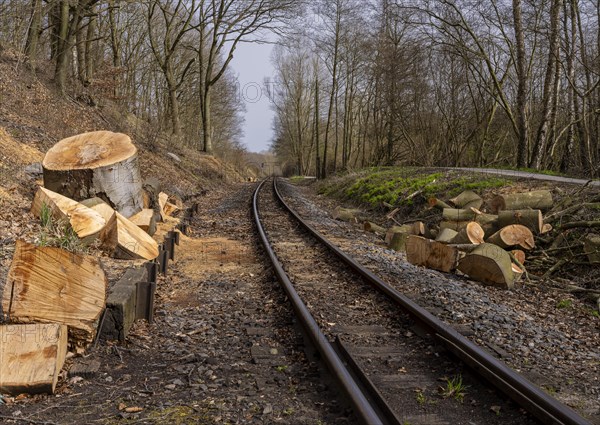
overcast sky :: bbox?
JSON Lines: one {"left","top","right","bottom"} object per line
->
{"left": 229, "top": 40, "right": 277, "bottom": 153}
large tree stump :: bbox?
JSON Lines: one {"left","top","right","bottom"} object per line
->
{"left": 2, "top": 241, "right": 107, "bottom": 349}
{"left": 487, "top": 224, "right": 535, "bottom": 250}
{"left": 0, "top": 323, "right": 68, "bottom": 395}
{"left": 490, "top": 190, "right": 553, "bottom": 213}
{"left": 42, "top": 131, "right": 143, "bottom": 218}
{"left": 457, "top": 243, "right": 515, "bottom": 289}
{"left": 498, "top": 209, "right": 543, "bottom": 234}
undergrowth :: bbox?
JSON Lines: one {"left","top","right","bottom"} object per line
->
{"left": 37, "top": 202, "right": 88, "bottom": 253}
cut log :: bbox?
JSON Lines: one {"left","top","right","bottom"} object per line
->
{"left": 31, "top": 187, "right": 107, "bottom": 244}
{"left": 435, "top": 228, "right": 458, "bottom": 243}
{"left": 472, "top": 211, "right": 499, "bottom": 238}
{"left": 158, "top": 192, "right": 180, "bottom": 219}
{"left": 510, "top": 249, "right": 526, "bottom": 265}
{"left": 385, "top": 226, "right": 405, "bottom": 245}
{"left": 385, "top": 223, "right": 423, "bottom": 245}
{"left": 471, "top": 209, "right": 498, "bottom": 226}
{"left": 389, "top": 232, "right": 409, "bottom": 251}
{"left": 450, "top": 222, "right": 485, "bottom": 245}
{"left": 114, "top": 212, "right": 159, "bottom": 260}
{"left": 79, "top": 197, "right": 118, "bottom": 252}
{"left": 333, "top": 206, "right": 360, "bottom": 222}
{"left": 428, "top": 197, "right": 452, "bottom": 210}
{"left": 497, "top": 209, "right": 543, "bottom": 234}
{"left": 449, "top": 190, "right": 482, "bottom": 209}
{"left": 541, "top": 223, "right": 553, "bottom": 234}
{"left": 457, "top": 243, "right": 515, "bottom": 289}
{"left": 490, "top": 190, "right": 553, "bottom": 213}
{"left": 487, "top": 224, "right": 535, "bottom": 250}
{"left": 406, "top": 235, "right": 461, "bottom": 273}
{"left": 163, "top": 201, "right": 179, "bottom": 217}
{"left": 129, "top": 208, "right": 157, "bottom": 236}
{"left": 584, "top": 234, "right": 600, "bottom": 264}
{"left": 442, "top": 208, "right": 477, "bottom": 222}
{"left": 364, "top": 221, "right": 385, "bottom": 235}
{"left": 0, "top": 323, "right": 68, "bottom": 395}
{"left": 2, "top": 241, "right": 107, "bottom": 347}
{"left": 42, "top": 131, "right": 143, "bottom": 217}
{"left": 439, "top": 220, "right": 470, "bottom": 232}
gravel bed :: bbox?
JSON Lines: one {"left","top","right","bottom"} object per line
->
{"left": 279, "top": 180, "right": 600, "bottom": 423}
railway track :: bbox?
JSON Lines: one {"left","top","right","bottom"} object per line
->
{"left": 252, "top": 178, "right": 590, "bottom": 425}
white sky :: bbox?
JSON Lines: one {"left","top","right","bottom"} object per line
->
{"left": 229, "top": 40, "right": 276, "bottom": 153}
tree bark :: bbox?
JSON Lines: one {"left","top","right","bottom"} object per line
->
{"left": 513, "top": 0, "right": 529, "bottom": 167}
{"left": 42, "top": 131, "right": 144, "bottom": 217}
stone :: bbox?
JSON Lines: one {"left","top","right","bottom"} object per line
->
{"left": 167, "top": 152, "right": 181, "bottom": 162}
{"left": 24, "top": 162, "right": 43, "bottom": 177}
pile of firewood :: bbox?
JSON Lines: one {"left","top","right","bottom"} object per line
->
{"left": 362, "top": 189, "right": 561, "bottom": 290}
{"left": 0, "top": 131, "right": 179, "bottom": 395}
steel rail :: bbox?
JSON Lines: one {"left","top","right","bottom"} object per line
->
{"left": 272, "top": 177, "right": 590, "bottom": 425}
{"left": 252, "top": 180, "right": 394, "bottom": 425}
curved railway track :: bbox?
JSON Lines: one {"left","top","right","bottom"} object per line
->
{"left": 252, "top": 178, "right": 590, "bottom": 425}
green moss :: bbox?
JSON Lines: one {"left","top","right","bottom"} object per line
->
{"left": 288, "top": 176, "right": 305, "bottom": 184}
{"left": 319, "top": 167, "right": 507, "bottom": 209}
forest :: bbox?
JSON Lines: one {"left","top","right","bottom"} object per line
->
{"left": 0, "top": 1, "right": 599, "bottom": 179}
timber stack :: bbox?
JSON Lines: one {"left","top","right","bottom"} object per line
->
{"left": 349, "top": 188, "right": 564, "bottom": 290}
{"left": 0, "top": 131, "right": 181, "bottom": 395}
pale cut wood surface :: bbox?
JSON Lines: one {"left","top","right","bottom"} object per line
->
{"left": 31, "top": 187, "right": 106, "bottom": 240}
{"left": 406, "top": 235, "right": 460, "bottom": 273}
{"left": 487, "top": 224, "right": 535, "bottom": 250}
{"left": 42, "top": 131, "right": 136, "bottom": 170}
{"left": 129, "top": 208, "right": 157, "bottom": 235}
{"left": 2, "top": 241, "right": 107, "bottom": 344}
{"left": 114, "top": 212, "right": 159, "bottom": 260}
{"left": 0, "top": 323, "right": 68, "bottom": 394}
{"left": 457, "top": 243, "right": 515, "bottom": 289}
{"left": 80, "top": 197, "right": 119, "bottom": 252}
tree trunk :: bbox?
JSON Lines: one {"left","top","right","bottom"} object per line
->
{"left": 202, "top": 88, "right": 213, "bottom": 153}
{"left": 24, "top": 0, "right": 42, "bottom": 63}
{"left": 530, "top": 0, "right": 563, "bottom": 169}
{"left": 513, "top": 0, "right": 529, "bottom": 167}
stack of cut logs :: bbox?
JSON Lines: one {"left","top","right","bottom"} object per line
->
{"left": 0, "top": 131, "right": 179, "bottom": 395}
{"left": 359, "top": 189, "right": 557, "bottom": 290}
